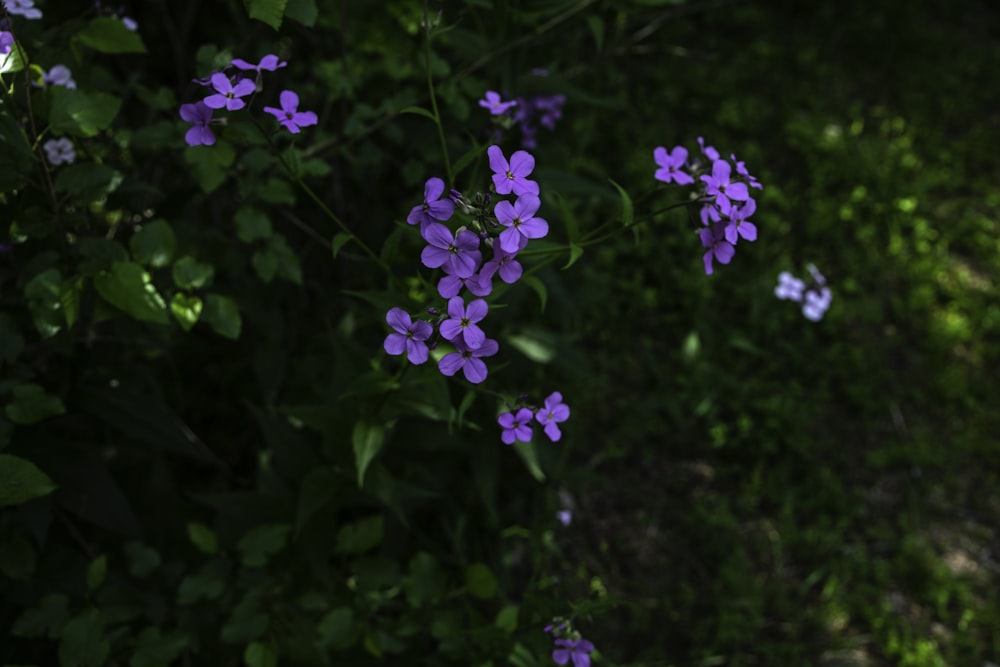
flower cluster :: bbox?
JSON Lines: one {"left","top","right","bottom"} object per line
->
{"left": 498, "top": 391, "right": 570, "bottom": 445}
{"left": 544, "top": 619, "right": 595, "bottom": 667}
{"left": 775, "top": 263, "right": 832, "bottom": 321}
{"left": 179, "top": 54, "right": 316, "bottom": 146}
{"left": 654, "top": 137, "right": 764, "bottom": 274}
{"left": 477, "top": 87, "right": 566, "bottom": 149}
{"left": 383, "top": 144, "right": 553, "bottom": 386}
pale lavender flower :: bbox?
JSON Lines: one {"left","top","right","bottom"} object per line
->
{"left": 556, "top": 510, "right": 572, "bottom": 526}
{"left": 1, "top": 31, "right": 13, "bottom": 55}
{"left": 43, "top": 65, "right": 76, "bottom": 89}
{"left": 438, "top": 337, "right": 499, "bottom": 384}
{"left": 498, "top": 407, "right": 534, "bottom": 445}
{"left": 3, "top": 0, "right": 41, "bottom": 19}
{"left": 479, "top": 90, "right": 518, "bottom": 115}
{"left": 774, "top": 271, "right": 805, "bottom": 301}
{"left": 488, "top": 145, "right": 539, "bottom": 197}
{"left": 802, "top": 287, "right": 832, "bottom": 321}
{"left": 263, "top": 90, "right": 317, "bottom": 134}
{"left": 43, "top": 137, "right": 75, "bottom": 165}
{"left": 121, "top": 16, "right": 138, "bottom": 31}
{"left": 653, "top": 145, "right": 694, "bottom": 185}
{"left": 383, "top": 307, "right": 433, "bottom": 364}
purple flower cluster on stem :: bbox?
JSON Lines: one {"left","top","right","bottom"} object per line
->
{"left": 497, "top": 391, "right": 570, "bottom": 445}
{"left": 544, "top": 619, "right": 595, "bottom": 667}
{"left": 775, "top": 264, "right": 832, "bottom": 321}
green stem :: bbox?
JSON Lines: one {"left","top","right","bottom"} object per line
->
{"left": 423, "top": 2, "right": 453, "bottom": 184}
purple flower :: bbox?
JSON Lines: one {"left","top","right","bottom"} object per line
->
{"left": 42, "top": 65, "right": 76, "bottom": 89}
{"left": 653, "top": 145, "right": 694, "bottom": 185}
{"left": 699, "top": 223, "right": 735, "bottom": 275}
{"left": 179, "top": 101, "right": 216, "bottom": 147}
{"left": 232, "top": 54, "right": 287, "bottom": 73}
{"left": 552, "top": 638, "right": 595, "bottom": 667}
{"left": 535, "top": 391, "right": 570, "bottom": 442}
{"left": 1, "top": 31, "right": 14, "bottom": 55}
{"left": 383, "top": 307, "right": 433, "bottom": 364}
{"left": 407, "top": 177, "right": 455, "bottom": 228}
{"left": 556, "top": 510, "right": 572, "bottom": 526}
{"left": 439, "top": 296, "right": 488, "bottom": 349}
{"left": 498, "top": 407, "right": 534, "bottom": 445}
{"left": 488, "top": 145, "right": 540, "bottom": 197}
{"left": 203, "top": 72, "right": 255, "bottom": 111}
{"left": 43, "top": 137, "right": 75, "bottom": 166}
{"left": 479, "top": 245, "right": 523, "bottom": 286}
{"left": 731, "top": 153, "right": 763, "bottom": 190}
{"left": 121, "top": 16, "right": 138, "bottom": 31}
{"left": 700, "top": 202, "right": 721, "bottom": 226}
{"left": 420, "top": 223, "right": 482, "bottom": 278}
{"left": 697, "top": 136, "right": 720, "bottom": 161}
{"left": 479, "top": 90, "right": 518, "bottom": 115}
{"left": 437, "top": 272, "right": 492, "bottom": 299}
{"left": 724, "top": 198, "right": 757, "bottom": 244}
{"left": 774, "top": 271, "right": 805, "bottom": 301}
{"left": 263, "top": 90, "right": 318, "bottom": 134}
{"left": 494, "top": 194, "right": 549, "bottom": 253}
{"left": 438, "top": 337, "right": 499, "bottom": 384}
{"left": 2, "top": 0, "right": 41, "bottom": 19}
{"left": 700, "top": 159, "right": 749, "bottom": 216}
{"left": 802, "top": 287, "right": 832, "bottom": 321}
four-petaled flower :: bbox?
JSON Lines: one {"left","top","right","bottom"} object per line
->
{"left": 2, "top": 0, "right": 42, "bottom": 19}
{"left": 439, "top": 296, "right": 488, "bottom": 349}
{"left": 774, "top": 271, "right": 805, "bottom": 301}
{"left": 179, "top": 101, "right": 216, "bottom": 147}
{"left": 479, "top": 90, "right": 518, "bottom": 115}
{"left": 479, "top": 245, "right": 523, "bottom": 286}
{"left": 43, "top": 137, "right": 75, "bottom": 166}
{"left": 699, "top": 223, "right": 735, "bottom": 275}
{"left": 552, "top": 638, "right": 595, "bottom": 667}
{"left": 437, "top": 271, "right": 492, "bottom": 299}
{"left": 498, "top": 407, "right": 534, "bottom": 445}
{"left": 488, "top": 145, "right": 539, "bottom": 197}
{"left": 438, "top": 337, "right": 498, "bottom": 384}
{"left": 494, "top": 194, "right": 549, "bottom": 253}
{"left": 263, "top": 90, "right": 318, "bottom": 134}
{"left": 724, "top": 198, "right": 757, "bottom": 244}
{"left": 407, "top": 177, "right": 455, "bottom": 228}
{"left": 420, "top": 223, "right": 482, "bottom": 278}
{"left": 203, "top": 72, "right": 255, "bottom": 111}
{"left": 536, "top": 391, "right": 570, "bottom": 442}
{"left": 42, "top": 65, "right": 76, "bottom": 89}
{"left": 700, "top": 159, "right": 749, "bottom": 216}
{"left": 803, "top": 287, "right": 832, "bottom": 321}
{"left": 383, "top": 307, "right": 433, "bottom": 364}
{"left": 232, "top": 54, "right": 288, "bottom": 73}
{"left": 654, "top": 145, "right": 694, "bottom": 185}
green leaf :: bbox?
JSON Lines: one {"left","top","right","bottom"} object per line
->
{"left": 221, "top": 594, "right": 268, "bottom": 644}
{"left": 243, "top": 0, "right": 288, "bottom": 30}
{"left": 352, "top": 421, "right": 385, "bottom": 486}
{"left": 93, "top": 262, "right": 169, "bottom": 324}
{"left": 5, "top": 385, "right": 66, "bottom": 425}
{"left": 61, "top": 277, "right": 84, "bottom": 328}
{"left": 400, "top": 106, "right": 437, "bottom": 121}
{"left": 184, "top": 141, "right": 235, "bottom": 193}
{"left": 513, "top": 439, "right": 546, "bottom": 482}
{"left": 0, "top": 40, "right": 27, "bottom": 74}
{"left": 244, "top": 642, "right": 278, "bottom": 667}
{"left": 77, "top": 17, "right": 147, "bottom": 53}
{"left": 507, "top": 329, "right": 556, "bottom": 363}
{"left": 235, "top": 207, "right": 272, "bottom": 242}
{"left": 24, "top": 268, "right": 64, "bottom": 338}
{"left": 402, "top": 552, "right": 446, "bottom": 607}
{"left": 0, "top": 533, "right": 36, "bottom": 580}
{"left": 464, "top": 562, "right": 498, "bottom": 599}
{"left": 284, "top": 0, "right": 318, "bottom": 25}
{"left": 521, "top": 275, "right": 548, "bottom": 312}
{"left": 317, "top": 608, "right": 356, "bottom": 650}
{"left": 49, "top": 89, "right": 122, "bottom": 137}
{"left": 238, "top": 523, "right": 291, "bottom": 567}
{"left": 58, "top": 609, "right": 109, "bottom": 667}
{"left": 252, "top": 234, "right": 301, "bottom": 284}
{"left": 75, "top": 237, "right": 128, "bottom": 275}
{"left": 495, "top": 605, "right": 519, "bottom": 632}
{"left": 172, "top": 256, "right": 214, "bottom": 290}
{"left": 331, "top": 232, "right": 353, "bottom": 258}
{"left": 130, "top": 627, "right": 190, "bottom": 667}
{"left": 12, "top": 594, "right": 70, "bottom": 638}
{"left": 335, "top": 515, "right": 383, "bottom": 555}
{"left": 186, "top": 522, "right": 219, "bottom": 555}
{"left": 177, "top": 560, "right": 227, "bottom": 605}
{"left": 130, "top": 220, "right": 176, "bottom": 268}
{"left": 562, "top": 243, "right": 584, "bottom": 269}
{"left": 202, "top": 294, "right": 242, "bottom": 339}
{"left": 86, "top": 555, "right": 108, "bottom": 590}
{"left": 123, "top": 541, "right": 161, "bottom": 577}
{"left": 54, "top": 163, "right": 123, "bottom": 200}
{"left": 609, "top": 178, "right": 635, "bottom": 227}
{"left": 170, "top": 294, "right": 203, "bottom": 332}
